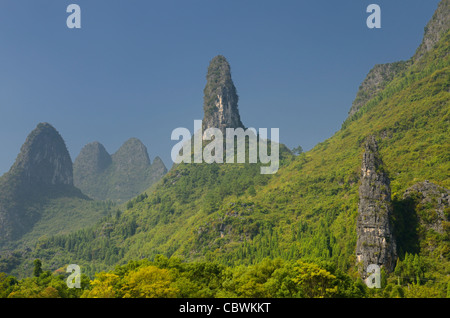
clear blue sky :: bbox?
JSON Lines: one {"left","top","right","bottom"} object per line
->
{"left": 0, "top": 0, "right": 441, "bottom": 174}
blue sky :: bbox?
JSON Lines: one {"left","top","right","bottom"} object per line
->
{"left": 0, "top": 0, "right": 441, "bottom": 174}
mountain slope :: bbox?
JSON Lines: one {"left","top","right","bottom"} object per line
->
{"left": 0, "top": 123, "right": 116, "bottom": 269}
{"left": 9, "top": 4, "right": 449, "bottom": 287}
{"left": 0, "top": 123, "right": 83, "bottom": 244}
{"left": 125, "top": 26, "right": 448, "bottom": 270}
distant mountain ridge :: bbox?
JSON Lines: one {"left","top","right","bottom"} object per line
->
{"left": 0, "top": 123, "right": 166, "bottom": 253}
{"left": 73, "top": 138, "right": 167, "bottom": 203}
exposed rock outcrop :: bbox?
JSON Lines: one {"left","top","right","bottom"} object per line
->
{"left": 347, "top": 62, "right": 408, "bottom": 118}
{"left": 356, "top": 136, "right": 397, "bottom": 277}
{"left": 202, "top": 55, "right": 245, "bottom": 134}
{"left": 9, "top": 123, "right": 74, "bottom": 187}
{"left": 403, "top": 180, "right": 450, "bottom": 236}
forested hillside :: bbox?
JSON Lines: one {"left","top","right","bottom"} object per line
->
{"left": 0, "top": 3, "right": 449, "bottom": 298}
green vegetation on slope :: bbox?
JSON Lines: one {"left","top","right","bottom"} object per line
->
{"left": 1, "top": 28, "right": 448, "bottom": 298}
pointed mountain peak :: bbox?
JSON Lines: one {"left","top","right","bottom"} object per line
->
{"left": 203, "top": 55, "right": 244, "bottom": 133}
{"left": 356, "top": 135, "right": 397, "bottom": 276}
{"left": 73, "top": 141, "right": 112, "bottom": 177}
{"left": 73, "top": 138, "right": 166, "bottom": 202}
{"left": 152, "top": 156, "right": 165, "bottom": 167}
{"left": 10, "top": 122, "right": 73, "bottom": 186}
{"left": 112, "top": 138, "right": 151, "bottom": 170}
{"left": 120, "top": 137, "right": 147, "bottom": 148}
{"left": 149, "top": 156, "right": 168, "bottom": 181}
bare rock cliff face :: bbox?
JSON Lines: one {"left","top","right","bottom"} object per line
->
{"left": 356, "top": 136, "right": 397, "bottom": 277}
{"left": 202, "top": 55, "right": 245, "bottom": 134}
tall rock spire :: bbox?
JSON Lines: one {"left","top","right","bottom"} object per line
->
{"left": 356, "top": 136, "right": 397, "bottom": 278}
{"left": 202, "top": 55, "right": 245, "bottom": 134}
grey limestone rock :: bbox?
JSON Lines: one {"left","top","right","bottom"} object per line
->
{"left": 202, "top": 55, "right": 245, "bottom": 134}
{"left": 356, "top": 136, "right": 397, "bottom": 278}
